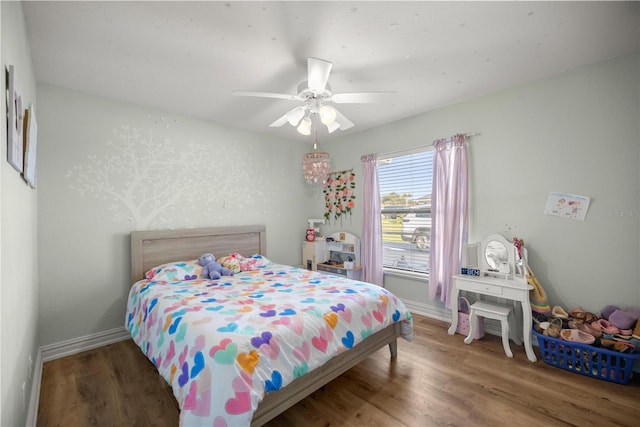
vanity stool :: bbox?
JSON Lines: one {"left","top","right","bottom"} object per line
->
{"left": 464, "top": 301, "right": 514, "bottom": 358}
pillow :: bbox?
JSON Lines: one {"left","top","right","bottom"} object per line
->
{"left": 217, "top": 253, "right": 273, "bottom": 272}
{"left": 247, "top": 254, "right": 273, "bottom": 269}
{"left": 144, "top": 260, "right": 203, "bottom": 282}
{"left": 217, "top": 254, "right": 243, "bottom": 273}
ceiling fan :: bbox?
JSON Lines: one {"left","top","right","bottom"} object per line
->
{"left": 233, "top": 58, "right": 395, "bottom": 135}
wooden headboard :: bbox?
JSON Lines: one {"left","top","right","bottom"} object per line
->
{"left": 130, "top": 225, "right": 266, "bottom": 281}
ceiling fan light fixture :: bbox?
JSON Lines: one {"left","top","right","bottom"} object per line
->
{"left": 233, "top": 57, "right": 393, "bottom": 136}
{"left": 318, "top": 104, "right": 337, "bottom": 125}
{"left": 287, "top": 106, "right": 305, "bottom": 126}
{"left": 326, "top": 121, "right": 341, "bottom": 133}
{"left": 297, "top": 117, "right": 312, "bottom": 135}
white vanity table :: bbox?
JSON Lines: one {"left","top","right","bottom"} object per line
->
{"left": 447, "top": 234, "right": 537, "bottom": 363}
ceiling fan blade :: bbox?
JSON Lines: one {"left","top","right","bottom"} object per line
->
{"left": 269, "top": 106, "right": 309, "bottom": 127}
{"left": 286, "top": 106, "right": 306, "bottom": 126}
{"left": 334, "top": 108, "right": 354, "bottom": 131}
{"left": 233, "top": 90, "right": 301, "bottom": 101}
{"left": 326, "top": 121, "right": 341, "bottom": 134}
{"left": 268, "top": 113, "right": 290, "bottom": 127}
{"left": 307, "top": 58, "right": 333, "bottom": 94}
{"left": 331, "top": 91, "right": 397, "bottom": 104}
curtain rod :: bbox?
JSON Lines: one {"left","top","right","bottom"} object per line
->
{"left": 376, "top": 132, "right": 478, "bottom": 158}
{"left": 328, "top": 168, "right": 354, "bottom": 175}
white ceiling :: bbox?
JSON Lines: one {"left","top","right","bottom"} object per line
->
{"left": 22, "top": 1, "right": 640, "bottom": 143}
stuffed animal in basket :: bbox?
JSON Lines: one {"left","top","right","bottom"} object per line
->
{"left": 198, "top": 253, "right": 235, "bottom": 280}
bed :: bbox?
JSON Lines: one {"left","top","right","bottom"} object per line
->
{"left": 127, "top": 225, "right": 413, "bottom": 426}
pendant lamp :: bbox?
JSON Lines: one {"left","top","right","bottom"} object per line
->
{"left": 303, "top": 130, "right": 330, "bottom": 184}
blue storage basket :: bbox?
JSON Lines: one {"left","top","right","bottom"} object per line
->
{"left": 533, "top": 329, "right": 640, "bottom": 384}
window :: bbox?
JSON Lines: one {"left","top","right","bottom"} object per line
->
{"left": 378, "top": 148, "right": 434, "bottom": 275}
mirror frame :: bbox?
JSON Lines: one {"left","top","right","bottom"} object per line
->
{"left": 462, "top": 234, "right": 528, "bottom": 281}
{"left": 480, "top": 234, "right": 515, "bottom": 279}
{"left": 485, "top": 239, "right": 509, "bottom": 271}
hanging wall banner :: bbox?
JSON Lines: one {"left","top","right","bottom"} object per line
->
{"left": 544, "top": 192, "right": 590, "bottom": 221}
{"left": 323, "top": 170, "right": 356, "bottom": 224}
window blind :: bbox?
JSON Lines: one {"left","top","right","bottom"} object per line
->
{"left": 378, "top": 148, "right": 434, "bottom": 274}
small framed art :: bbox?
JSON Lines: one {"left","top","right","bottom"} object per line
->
{"left": 6, "top": 65, "right": 25, "bottom": 173}
{"left": 544, "top": 192, "right": 590, "bottom": 221}
{"left": 23, "top": 105, "right": 37, "bottom": 188}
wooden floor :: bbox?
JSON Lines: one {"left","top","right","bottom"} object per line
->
{"left": 37, "top": 315, "right": 640, "bottom": 427}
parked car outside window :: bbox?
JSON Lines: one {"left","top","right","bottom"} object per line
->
{"left": 401, "top": 204, "right": 431, "bottom": 251}
{"left": 381, "top": 205, "right": 408, "bottom": 219}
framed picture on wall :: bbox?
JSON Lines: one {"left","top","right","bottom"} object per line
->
{"left": 6, "top": 65, "right": 25, "bottom": 173}
{"left": 23, "top": 105, "right": 38, "bottom": 188}
{"left": 544, "top": 192, "right": 590, "bottom": 221}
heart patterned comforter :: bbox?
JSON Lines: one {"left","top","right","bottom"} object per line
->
{"left": 126, "top": 263, "right": 413, "bottom": 426}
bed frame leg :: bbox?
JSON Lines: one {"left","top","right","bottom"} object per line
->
{"left": 388, "top": 340, "right": 398, "bottom": 358}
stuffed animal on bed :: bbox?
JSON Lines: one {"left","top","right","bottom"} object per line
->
{"left": 197, "top": 253, "right": 235, "bottom": 280}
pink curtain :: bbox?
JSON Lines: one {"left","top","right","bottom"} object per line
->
{"left": 429, "top": 134, "right": 468, "bottom": 308}
{"left": 360, "top": 154, "right": 383, "bottom": 286}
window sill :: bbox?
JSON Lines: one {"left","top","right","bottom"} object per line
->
{"left": 383, "top": 268, "right": 428, "bottom": 281}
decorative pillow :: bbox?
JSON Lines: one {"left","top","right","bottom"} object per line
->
{"left": 247, "top": 254, "right": 273, "bottom": 269}
{"left": 144, "top": 260, "right": 203, "bottom": 282}
{"left": 217, "top": 253, "right": 273, "bottom": 272}
{"left": 217, "top": 254, "right": 243, "bottom": 273}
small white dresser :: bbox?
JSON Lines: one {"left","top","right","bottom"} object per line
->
{"left": 305, "top": 232, "right": 362, "bottom": 280}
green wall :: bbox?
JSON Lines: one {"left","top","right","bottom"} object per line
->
{"left": 323, "top": 53, "right": 640, "bottom": 317}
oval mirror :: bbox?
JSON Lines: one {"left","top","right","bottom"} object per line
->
{"left": 485, "top": 240, "right": 508, "bottom": 270}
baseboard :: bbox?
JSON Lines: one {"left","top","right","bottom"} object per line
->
{"left": 403, "top": 298, "right": 451, "bottom": 322}
{"left": 25, "top": 349, "right": 42, "bottom": 427}
{"left": 403, "top": 298, "right": 507, "bottom": 338}
{"left": 40, "top": 326, "right": 130, "bottom": 362}
{"left": 28, "top": 327, "right": 131, "bottom": 427}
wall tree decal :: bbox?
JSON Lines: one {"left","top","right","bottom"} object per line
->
{"left": 65, "top": 125, "right": 265, "bottom": 229}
